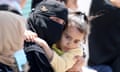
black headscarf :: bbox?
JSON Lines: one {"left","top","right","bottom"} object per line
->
{"left": 27, "top": 0, "right": 68, "bottom": 46}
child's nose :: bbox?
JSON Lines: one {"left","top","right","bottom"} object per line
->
{"left": 67, "top": 41, "right": 72, "bottom": 47}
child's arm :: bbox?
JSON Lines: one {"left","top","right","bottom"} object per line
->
{"left": 34, "top": 38, "right": 53, "bottom": 60}
{"left": 24, "top": 30, "right": 53, "bottom": 60}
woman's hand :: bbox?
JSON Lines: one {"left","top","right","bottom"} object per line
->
{"left": 34, "top": 37, "right": 53, "bottom": 60}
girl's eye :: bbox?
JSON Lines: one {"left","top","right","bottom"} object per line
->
{"left": 74, "top": 40, "right": 80, "bottom": 44}
{"left": 65, "top": 34, "right": 70, "bottom": 39}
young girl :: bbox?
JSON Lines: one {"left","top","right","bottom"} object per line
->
{"left": 25, "top": 12, "right": 89, "bottom": 72}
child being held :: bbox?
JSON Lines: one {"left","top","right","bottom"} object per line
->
{"left": 25, "top": 12, "right": 89, "bottom": 72}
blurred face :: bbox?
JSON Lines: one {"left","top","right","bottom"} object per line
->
{"left": 58, "top": 26, "right": 85, "bottom": 52}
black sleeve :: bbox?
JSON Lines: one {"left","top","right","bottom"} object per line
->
{"left": 24, "top": 44, "right": 54, "bottom": 72}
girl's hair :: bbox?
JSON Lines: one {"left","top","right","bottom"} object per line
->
{"left": 0, "top": 11, "right": 26, "bottom": 54}
{"left": 67, "top": 11, "right": 90, "bottom": 35}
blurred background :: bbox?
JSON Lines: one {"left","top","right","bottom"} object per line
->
{"left": 22, "top": 0, "right": 31, "bottom": 18}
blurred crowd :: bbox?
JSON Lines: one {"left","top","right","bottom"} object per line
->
{"left": 0, "top": 0, "right": 120, "bottom": 72}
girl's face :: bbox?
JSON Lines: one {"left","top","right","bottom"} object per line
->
{"left": 59, "top": 26, "right": 85, "bottom": 52}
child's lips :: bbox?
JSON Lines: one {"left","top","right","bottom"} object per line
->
{"left": 63, "top": 47, "right": 70, "bottom": 51}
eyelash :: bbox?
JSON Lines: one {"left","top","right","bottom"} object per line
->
{"left": 65, "top": 34, "right": 70, "bottom": 39}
